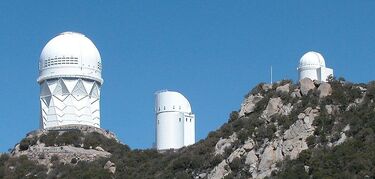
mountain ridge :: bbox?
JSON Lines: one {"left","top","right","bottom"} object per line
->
{"left": 2, "top": 77, "right": 375, "bottom": 178}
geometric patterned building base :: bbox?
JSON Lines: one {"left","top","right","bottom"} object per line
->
{"left": 40, "top": 78, "right": 101, "bottom": 129}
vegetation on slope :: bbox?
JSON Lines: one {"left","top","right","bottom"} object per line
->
{"left": 1, "top": 78, "right": 375, "bottom": 178}
{"left": 273, "top": 79, "right": 375, "bottom": 178}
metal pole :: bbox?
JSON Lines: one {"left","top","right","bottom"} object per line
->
{"left": 271, "top": 66, "right": 273, "bottom": 84}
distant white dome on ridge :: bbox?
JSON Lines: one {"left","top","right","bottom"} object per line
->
{"left": 155, "top": 90, "right": 196, "bottom": 150}
{"left": 298, "top": 51, "right": 326, "bottom": 69}
{"left": 155, "top": 90, "right": 192, "bottom": 113}
{"left": 38, "top": 32, "right": 103, "bottom": 84}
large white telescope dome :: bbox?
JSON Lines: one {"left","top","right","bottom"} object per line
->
{"left": 298, "top": 51, "right": 326, "bottom": 70}
{"left": 38, "top": 32, "right": 103, "bottom": 84}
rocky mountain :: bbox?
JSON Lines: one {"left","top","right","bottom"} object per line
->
{"left": 1, "top": 77, "right": 375, "bottom": 178}
{"left": 11, "top": 125, "right": 116, "bottom": 171}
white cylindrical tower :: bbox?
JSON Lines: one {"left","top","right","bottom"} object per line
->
{"left": 183, "top": 113, "right": 195, "bottom": 146}
{"left": 155, "top": 90, "right": 195, "bottom": 150}
{"left": 38, "top": 32, "right": 103, "bottom": 129}
{"left": 297, "top": 51, "right": 326, "bottom": 81}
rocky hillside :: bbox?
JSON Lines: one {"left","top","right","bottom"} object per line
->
{"left": 12, "top": 125, "right": 117, "bottom": 169}
{"left": 2, "top": 77, "right": 375, "bottom": 178}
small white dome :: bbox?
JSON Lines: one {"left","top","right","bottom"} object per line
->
{"left": 298, "top": 51, "right": 326, "bottom": 70}
{"left": 155, "top": 90, "right": 192, "bottom": 113}
{"left": 38, "top": 32, "right": 103, "bottom": 84}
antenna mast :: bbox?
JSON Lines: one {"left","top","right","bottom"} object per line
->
{"left": 270, "top": 66, "right": 273, "bottom": 84}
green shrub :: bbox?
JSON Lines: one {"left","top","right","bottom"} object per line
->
{"left": 253, "top": 97, "right": 269, "bottom": 113}
{"left": 40, "top": 131, "right": 59, "bottom": 146}
{"left": 19, "top": 136, "right": 38, "bottom": 151}
{"left": 71, "top": 158, "right": 78, "bottom": 164}
{"left": 83, "top": 132, "right": 102, "bottom": 149}
{"left": 306, "top": 135, "right": 315, "bottom": 148}
{"left": 231, "top": 119, "right": 244, "bottom": 132}
{"left": 51, "top": 155, "right": 59, "bottom": 162}
{"left": 277, "top": 115, "right": 295, "bottom": 133}
{"left": 56, "top": 130, "right": 82, "bottom": 146}
{"left": 210, "top": 154, "right": 224, "bottom": 167}
{"left": 219, "top": 123, "right": 233, "bottom": 139}
{"left": 237, "top": 129, "right": 249, "bottom": 144}
{"left": 174, "top": 171, "right": 191, "bottom": 179}
{"left": 247, "top": 83, "right": 266, "bottom": 97}
{"left": 255, "top": 123, "right": 276, "bottom": 142}
{"left": 38, "top": 154, "right": 45, "bottom": 159}
{"left": 0, "top": 154, "right": 9, "bottom": 165}
{"left": 229, "top": 157, "right": 242, "bottom": 172}
{"left": 224, "top": 172, "right": 235, "bottom": 179}
{"left": 5, "top": 155, "right": 47, "bottom": 178}
{"left": 224, "top": 147, "right": 233, "bottom": 158}
{"left": 228, "top": 111, "right": 239, "bottom": 123}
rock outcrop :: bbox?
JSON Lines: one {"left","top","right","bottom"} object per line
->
{"left": 276, "top": 83, "right": 290, "bottom": 93}
{"left": 215, "top": 133, "right": 237, "bottom": 155}
{"left": 325, "top": 104, "right": 340, "bottom": 115}
{"left": 12, "top": 145, "right": 111, "bottom": 167}
{"left": 104, "top": 160, "right": 116, "bottom": 174}
{"left": 211, "top": 106, "right": 319, "bottom": 178}
{"left": 317, "top": 82, "right": 332, "bottom": 98}
{"left": 239, "top": 94, "right": 264, "bottom": 117}
{"left": 291, "top": 88, "right": 302, "bottom": 98}
{"left": 300, "top": 78, "right": 316, "bottom": 95}
{"left": 210, "top": 80, "right": 323, "bottom": 178}
{"left": 11, "top": 125, "right": 118, "bottom": 171}
{"left": 261, "top": 97, "right": 283, "bottom": 120}
{"left": 207, "top": 160, "right": 231, "bottom": 179}
{"left": 262, "top": 84, "right": 273, "bottom": 91}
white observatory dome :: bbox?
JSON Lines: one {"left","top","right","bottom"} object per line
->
{"left": 155, "top": 90, "right": 195, "bottom": 150}
{"left": 38, "top": 32, "right": 103, "bottom": 84}
{"left": 298, "top": 51, "right": 326, "bottom": 70}
{"left": 155, "top": 91, "right": 192, "bottom": 113}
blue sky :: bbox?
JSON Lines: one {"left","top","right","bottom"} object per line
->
{"left": 1, "top": 1, "right": 375, "bottom": 152}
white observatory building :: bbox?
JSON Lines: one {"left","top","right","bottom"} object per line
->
{"left": 155, "top": 90, "right": 195, "bottom": 150}
{"left": 37, "top": 32, "right": 103, "bottom": 129}
{"left": 297, "top": 51, "right": 333, "bottom": 82}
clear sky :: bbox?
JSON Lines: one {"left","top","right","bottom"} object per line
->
{"left": 1, "top": 1, "right": 375, "bottom": 152}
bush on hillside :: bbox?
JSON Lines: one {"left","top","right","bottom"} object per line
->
{"left": 19, "top": 137, "right": 37, "bottom": 151}
{"left": 40, "top": 131, "right": 59, "bottom": 147}
{"left": 56, "top": 130, "right": 82, "bottom": 147}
